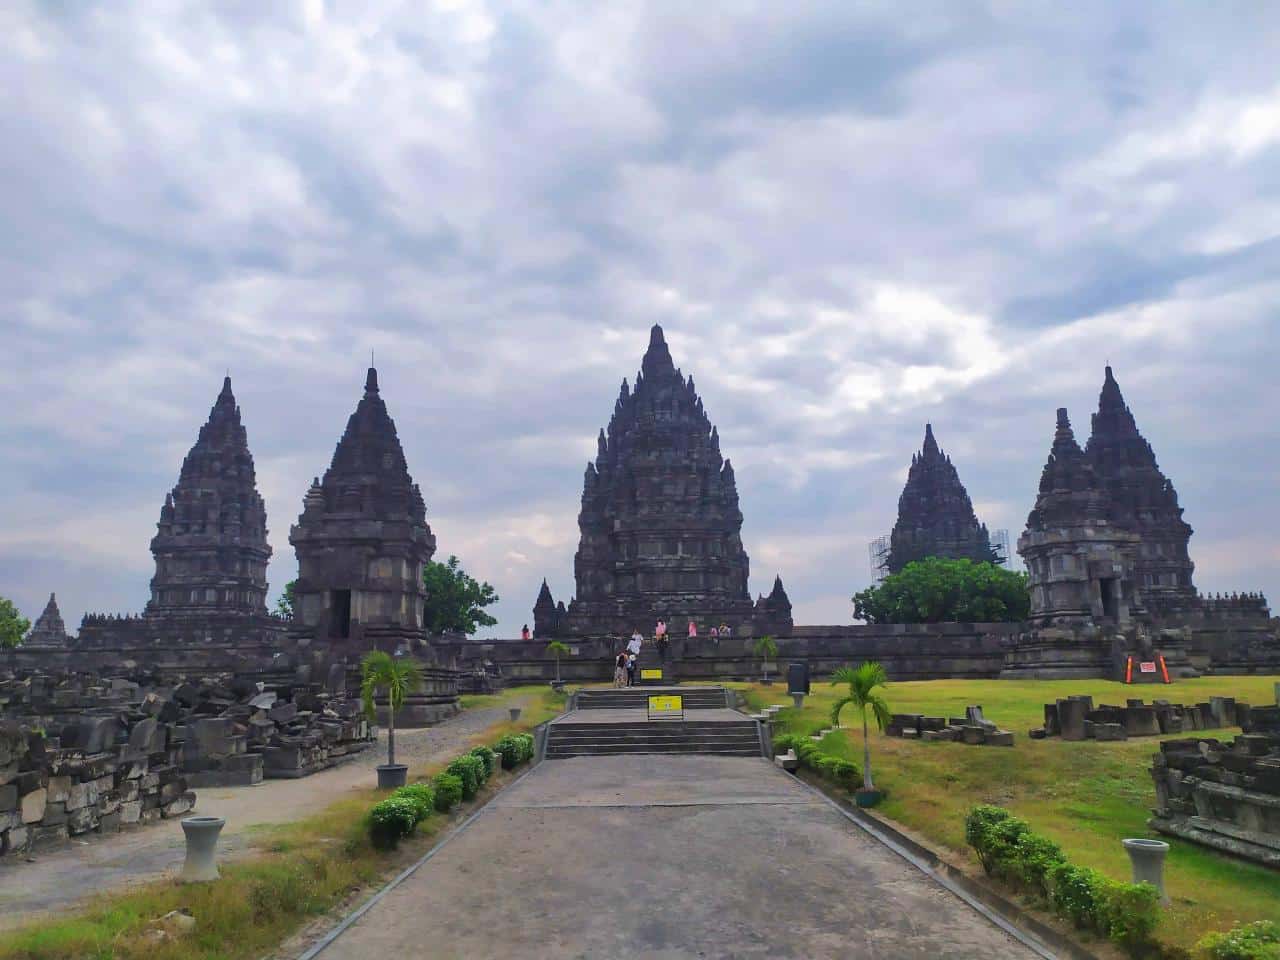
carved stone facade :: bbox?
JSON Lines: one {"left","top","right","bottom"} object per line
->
{"left": 1018, "top": 408, "right": 1141, "bottom": 627}
{"left": 77, "top": 377, "right": 285, "bottom": 652}
{"left": 147, "top": 377, "right": 272, "bottom": 615}
{"left": 887, "top": 424, "right": 999, "bottom": 574}
{"left": 1085, "top": 366, "right": 1196, "bottom": 616}
{"left": 289, "top": 368, "right": 436, "bottom": 655}
{"left": 549, "top": 325, "right": 762, "bottom": 636}
{"left": 25, "top": 593, "right": 71, "bottom": 646}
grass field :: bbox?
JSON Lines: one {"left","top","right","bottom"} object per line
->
{"left": 737, "top": 675, "right": 1280, "bottom": 953}
{"left": 0, "top": 684, "right": 564, "bottom": 960}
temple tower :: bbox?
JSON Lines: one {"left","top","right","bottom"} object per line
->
{"left": 1085, "top": 366, "right": 1195, "bottom": 615}
{"left": 886, "top": 424, "right": 1000, "bottom": 574}
{"left": 558, "top": 324, "right": 758, "bottom": 636}
{"left": 26, "top": 593, "right": 71, "bottom": 646}
{"left": 1018, "top": 408, "right": 1140, "bottom": 626}
{"left": 754, "top": 575, "right": 794, "bottom": 637}
{"left": 146, "top": 376, "right": 271, "bottom": 615}
{"left": 289, "top": 368, "right": 435, "bottom": 653}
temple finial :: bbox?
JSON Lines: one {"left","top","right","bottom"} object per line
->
{"left": 365, "top": 367, "right": 379, "bottom": 394}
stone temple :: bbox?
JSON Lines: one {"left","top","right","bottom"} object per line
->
{"left": 536, "top": 324, "right": 790, "bottom": 637}
{"left": 1018, "top": 407, "right": 1141, "bottom": 627}
{"left": 289, "top": 368, "right": 436, "bottom": 655}
{"left": 24, "top": 593, "right": 71, "bottom": 646}
{"left": 886, "top": 424, "right": 999, "bottom": 575}
{"left": 1086, "top": 366, "right": 1196, "bottom": 616}
{"left": 79, "top": 376, "right": 284, "bottom": 651}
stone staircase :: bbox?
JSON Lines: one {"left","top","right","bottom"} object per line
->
{"left": 547, "top": 686, "right": 762, "bottom": 758}
{"left": 576, "top": 687, "right": 729, "bottom": 710}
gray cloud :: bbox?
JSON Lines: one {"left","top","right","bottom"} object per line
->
{"left": 2, "top": 1, "right": 1278, "bottom": 636}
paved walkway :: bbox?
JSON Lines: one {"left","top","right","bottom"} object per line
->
{"left": 0, "top": 703, "right": 521, "bottom": 929}
{"left": 312, "top": 755, "right": 1037, "bottom": 960}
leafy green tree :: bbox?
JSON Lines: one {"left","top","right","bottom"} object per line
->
{"left": 831, "top": 661, "right": 893, "bottom": 792}
{"left": 360, "top": 650, "right": 422, "bottom": 768}
{"left": 752, "top": 635, "right": 778, "bottom": 681}
{"left": 421, "top": 555, "right": 499, "bottom": 635}
{"left": 545, "top": 640, "right": 571, "bottom": 682}
{"left": 853, "top": 557, "right": 1029, "bottom": 624}
{"left": 274, "top": 580, "right": 297, "bottom": 619}
{"left": 0, "top": 597, "right": 30, "bottom": 649}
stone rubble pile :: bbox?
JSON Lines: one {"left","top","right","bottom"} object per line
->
{"left": 885, "top": 705, "right": 1014, "bottom": 747}
{"left": 0, "top": 665, "right": 374, "bottom": 858}
{"left": 1148, "top": 691, "right": 1280, "bottom": 868}
{"left": 1029, "top": 694, "right": 1251, "bottom": 742}
{"left": 1, "top": 714, "right": 194, "bottom": 858}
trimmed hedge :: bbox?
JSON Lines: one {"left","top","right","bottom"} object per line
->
{"left": 471, "top": 745, "right": 498, "bottom": 779}
{"left": 447, "top": 754, "right": 485, "bottom": 800}
{"left": 391, "top": 783, "right": 436, "bottom": 824}
{"left": 433, "top": 772, "right": 464, "bottom": 811}
{"left": 772, "top": 733, "right": 861, "bottom": 791}
{"left": 368, "top": 796, "right": 420, "bottom": 850}
{"left": 494, "top": 733, "right": 535, "bottom": 770}
{"left": 965, "top": 805, "right": 1159, "bottom": 956}
{"left": 1198, "top": 921, "right": 1280, "bottom": 960}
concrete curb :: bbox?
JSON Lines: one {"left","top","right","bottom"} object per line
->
{"left": 296, "top": 755, "right": 546, "bottom": 960}
{"left": 792, "top": 771, "right": 1101, "bottom": 960}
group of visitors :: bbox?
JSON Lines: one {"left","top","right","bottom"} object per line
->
{"left": 611, "top": 618, "right": 734, "bottom": 686}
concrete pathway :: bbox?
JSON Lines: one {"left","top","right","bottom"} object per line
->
{"left": 0, "top": 702, "right": 522, "bottom": 930}
{"left": 311, "top": 755, "right": 1037, "bottom": 960}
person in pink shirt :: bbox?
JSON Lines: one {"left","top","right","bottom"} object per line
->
{"left": 687, "top": 619, "right": 697, "bottom": 638}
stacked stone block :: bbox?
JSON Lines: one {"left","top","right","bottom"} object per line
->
{"left": 1148, "top": 698, "right": 1280, "bottom": 867}
{"left": 885, "top": 705, "right": 1014, "bottom": 746}
{"left": 1031, "top": 695, "right": 1248, "bottom": 742}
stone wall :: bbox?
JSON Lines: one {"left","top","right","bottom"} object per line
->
{"left": 438, "top": 623, "right": 1020, "bottom": 685}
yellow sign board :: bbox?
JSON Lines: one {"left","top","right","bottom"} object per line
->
{"left": 640, "top": 668, "right": 663, "bottom": 680}
{"left": 648, "top": 695, "right": 683, "bottom": 713}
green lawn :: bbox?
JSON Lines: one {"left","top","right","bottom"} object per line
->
{"left": 736, "top": 676, "right": 1280, "bottom": 952}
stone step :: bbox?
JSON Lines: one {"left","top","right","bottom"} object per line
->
{"left": 551, "top": 722, "right": 757, "bottom": 734}
{"left": 546, "top": 743, "right": 762, "bottom": 757}
{"left": 549, "top": 732, "right": 761, "bottom": 746}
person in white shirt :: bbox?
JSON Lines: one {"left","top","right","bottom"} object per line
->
{"left": 627, "top": 632, "right": 642, "bottom": 657}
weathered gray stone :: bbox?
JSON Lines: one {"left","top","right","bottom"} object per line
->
{"left": 20, "top": 787, "right": 47, "bottom": 824}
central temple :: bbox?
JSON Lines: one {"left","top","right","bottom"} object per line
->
{"left": 536, "top": 325, "right": 787, "bottom": 637}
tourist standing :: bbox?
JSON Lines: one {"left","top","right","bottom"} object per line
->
{"left": 709, "top": 625, "right": 719, "bottom": 638}
{"left": 655, "top": 619, "right": 666, "bottom": 641}
{"left": 626, "top": 652, "right": 637, "bottom": 686}
{"left": 521, "top": 623, "right": 531, "bottom": 640}
{"left": 627, "top": 631, "right": 643, "bottom": 659}
{"left": 614, "top": 651, "right": 628, "bottom": 688}
{"left": 720, "top": 622, "right": 731, "bottom": 637}
{"left": 687, "top": 619, "right": 697, "bottom": 639}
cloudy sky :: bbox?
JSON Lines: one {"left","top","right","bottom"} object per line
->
{"left": 3, "top": 2, "right": 1278, "bottom": 636}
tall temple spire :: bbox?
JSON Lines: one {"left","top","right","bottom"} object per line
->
{"left": 886, "top": 423, "right": 998, "bottom": 575}
{"left": 555, "top": 324, "right": 760, "bottom": 636}
{"left": 26, "top": 592, "right": 71, "bottom": 646}
{"left": 1085, "top": 365, "right": 1195, "bottom": 612}
{"left": 290, "top": 367, "right": 435, "bottom": 651}
{"left": 146, "top": 375, "right": 272, "bottom": 615}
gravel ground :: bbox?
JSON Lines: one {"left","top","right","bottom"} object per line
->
{"left": 0, "top": 702, "right": 525, "bottom": 931}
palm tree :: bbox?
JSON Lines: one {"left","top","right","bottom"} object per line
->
{"left": 545, "top": 640, "right": 571, "bottom": 683}
{"left": 830, "top": 661, "right": 892, "bottom": 792}
{"left": 752, "top": 635, "right": 778, "bottom": 682}
{"left": 360, "top": 650, "right": 422, "bottom": 768}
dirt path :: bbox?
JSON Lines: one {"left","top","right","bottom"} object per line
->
{"left": 0, "top": 702, "right": 524, "bottom": 930}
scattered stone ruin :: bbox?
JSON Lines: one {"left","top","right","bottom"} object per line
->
{"left": 885, "top": 705, "right": 1013, "bottom": 746}
{"left": 1030, "top": 694, "right": 1252, "bottom": 742}
{"left": 886, "top": 424, "right": 1000, "bottom": 575}
{"left": 1148, "top": 687, "right": 1280, "bottom": 868}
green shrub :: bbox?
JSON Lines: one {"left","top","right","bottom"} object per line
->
{"left": 1049, "top": 862, "right": 1106, "bottom": 929}
{"left": 494, "top": 733, "right": 534, "bottom": 769}
{"left": 447, "top": 754, "right": 485, "bottom": 800}
{"left": 964, "top": 805, "right": 1029, "bottom": 878}
{"left": 1199, "top": 921, "right": 1280, "bottom": 960}
{"left": 1010, "top": 832, "right": 1066, "bottom": 899}
{"left": 1098, "top": 879, "right": 1160, "bottom": 953}
{"left": 368, "top": 796, "right": 420, "bottom": 850}
{"left": 433, "top": 772, "right": 464, "bottom": 811}
{"left": 471, "top": 745, "right": 497, "bottom": 779}
{"left": 391, "top": 783, "right": 436, "bottom": 824}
